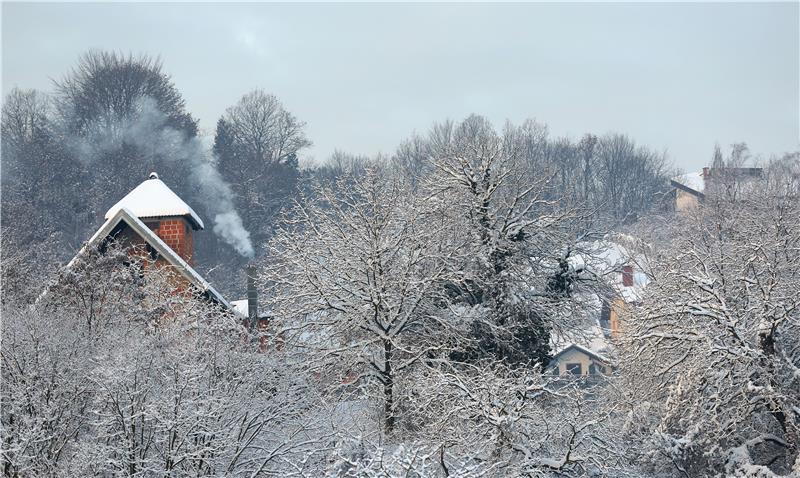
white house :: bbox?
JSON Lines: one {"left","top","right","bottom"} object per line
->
{"left": 550, "top": 344, "right": 612, "bottom": 377}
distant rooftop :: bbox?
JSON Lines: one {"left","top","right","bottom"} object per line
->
{"left": 671, "top": 171, "right": 706, "bottom": 194}
{"left": 670, "top": 167, "right": 762, "bottom": 196}
{"left": 105, "top": 172, "right": 204, "bottom": 230}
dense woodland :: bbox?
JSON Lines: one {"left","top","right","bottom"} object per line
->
{"left": 2, "top": 51, "right": 799, "bottom": 477}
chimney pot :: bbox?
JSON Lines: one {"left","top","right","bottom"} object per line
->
{"left": 246, "top": 265, "right": 258, "bottom": 328}
{"left": 622, "top": 265, "right": 634, "bottom": 287}
{"left": 149, "top": 172, "right": 159, "bottom": 180}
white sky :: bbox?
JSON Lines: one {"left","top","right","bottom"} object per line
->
{"left": 2, "top": 2, "right": 798, "bottom": 171}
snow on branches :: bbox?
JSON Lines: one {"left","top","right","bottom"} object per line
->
{"left": 621, "top": 182, "right": 800, "bottom": 476}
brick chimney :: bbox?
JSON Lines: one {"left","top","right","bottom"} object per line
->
{"left": 105, "top": 172, "right": 204, "bottom": 265}
{"left": 105, "top": 171, "right": 205, "bottom": 265}
{"left": 151, "top": 217, "right": 195, "bottom": 265}
{"left": 622, "top": 265, "right": 634, "bottom": 287}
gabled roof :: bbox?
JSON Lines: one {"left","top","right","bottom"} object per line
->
{"left": 70, "top": 207, "right": 229, "bottom": 308}
{"left": 551, "top": 343, "right": 611, "bottom": 365}
{"left": 105, "top": 172, "right": 204, "bottom": 230}
{"left": 670, "top": 171, "right": 706, "bottom": 197}
{"left": 566, "top": 234, "right": 650, "bottom": 302}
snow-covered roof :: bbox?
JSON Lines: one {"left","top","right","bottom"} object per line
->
{"left": 551, "top": 343, "right": 612, "bottom": 365}
{"left": 71, "top": 207, "right": 229, "bottom": 308}
{"left": 230, "top": 299, "right": 273, "bottom": 320}
{"left": 552, "top": 314, "right": 611, "bottom": 355}
{"left": 671, "top": 171, "right": 705, "bottom": 195}
{"left": 231, "top": 299, "right": 248, "bottom": 318}
{"left": 105, "top": 172, "right": 204, "bottom": 230}
{"left": 567, "top": 234, "right": 650, "bottom": 302}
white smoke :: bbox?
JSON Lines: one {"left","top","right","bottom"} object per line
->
{"left": 69, "top": 96, "right": 255, "bottom": 258}
{"left": 213, "top": 212, "right": 254, "bottom": 257}
{"left": 190, "top": 154, "right": 255, "bottom": 258}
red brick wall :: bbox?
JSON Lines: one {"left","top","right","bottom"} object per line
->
{"left": 118, "top": 225, "right": 196, "bottom": 299}
{"left": 152, "top": 218, "right": 194, "bottom": 265}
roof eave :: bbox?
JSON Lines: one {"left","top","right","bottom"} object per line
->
{"left": 552, "top": 343, "right": 612, "bottom": 365}
{"left": 72, "top": 208, "right": 229, "bottom": 309}
{"left": 669, "top": 180, "right": 706, "bottom": 199}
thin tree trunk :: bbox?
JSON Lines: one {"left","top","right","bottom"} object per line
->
{"left": 383, "top": 339, "right": 394, "bottom": 435}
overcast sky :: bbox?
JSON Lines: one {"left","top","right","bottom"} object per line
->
{"left": 2, "top": 2, "right": 798, "bottom": 171}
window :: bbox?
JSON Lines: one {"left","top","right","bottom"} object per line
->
{"left": 589, "top": 363, "right": 603, "bottom": 375}
{"left": 566, "top": 363, "right": 582, "bottom": 376}
{"left": 600, "top": 302, "right": 611, "bottom": 332}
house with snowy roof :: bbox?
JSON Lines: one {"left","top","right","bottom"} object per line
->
{"left": 68, "top": 172, "right": 231, "bottom": 309}
{"left": 670, "top": 167, "right": 762, "bottom": 211}
{"left": 550, "top": 234, "right": 649, "bottom": 377}
{"left": 670, "top": 170, "right": 706, "bottom": 211}
{"left": 550, "top": 344, "right": 612, "bottom": 377}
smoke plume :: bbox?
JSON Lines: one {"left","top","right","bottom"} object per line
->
{"left": 69, "top": 96, "right": 255, "bottom": 257}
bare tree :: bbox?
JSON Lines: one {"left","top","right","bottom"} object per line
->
{"left": 308, "top": 149, "right": 375, "bottom": 187}
{"left": 264, "top": 169, "right": 464, "bottom": 435}
{"left": 387, "top": 361, "right": 640, "bottom": 477}
{"left": 212, "top": 89, "right": 311, "bottom": 283}
{"left": 1, "top": 88, "right": 74, "bottom": 252}
{"left": 55, "top": 50, "right": 196, "bottom": 138}
{"left": 1, "top": 243, "right": 321, "bottom": 477}
{"left": 577, "top": 133, "right": 599, "bottom": 205}
{"left": 392, "top": 134, "right": 434, "bottom": 188}
{"left": 215, "top": 89, "right": 310, "bottom": 172}
{"left": 620, "top": 174, "right": 800, "bottom": 476}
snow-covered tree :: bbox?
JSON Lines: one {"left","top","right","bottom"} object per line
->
{"left": 264, "top": 169, "right": 466, "bottom": 435}
{"left": 1, "top": 243, "right": 320, "bottom": 477}
{"left": 620, "top": 173, "right": 800, "bottom": 476}
{"left": 297, "top": 356, "right": 641, "bottom": 477}
{"left": 421, "top": 115, "right": 587, "bottom": 367}
{"left": 1, "top": 88, "right": 75, "bottom": 255}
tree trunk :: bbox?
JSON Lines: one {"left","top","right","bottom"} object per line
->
{"left": 383, "top": 339, "right": 395, "bottom": 435}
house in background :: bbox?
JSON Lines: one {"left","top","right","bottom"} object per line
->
{"left": 599, "top": 260, "right": 647, "bottom": 340}
{"left": 550, "top": 344, "right": 612, "bottom": 377}
{"left": 670, "top": 167, "right": 763, "bottom": 212}
{"left": 670, "top": 170, "right": 706, "bottom": 211}
{"left": 551, "top": 235, "right": 650, "bottom": 377}
{"left": 571, "top": 235, "right": 649, "bottom": 336}
{"left": 68, "top": 172, "right": 231, "bottom": 309}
